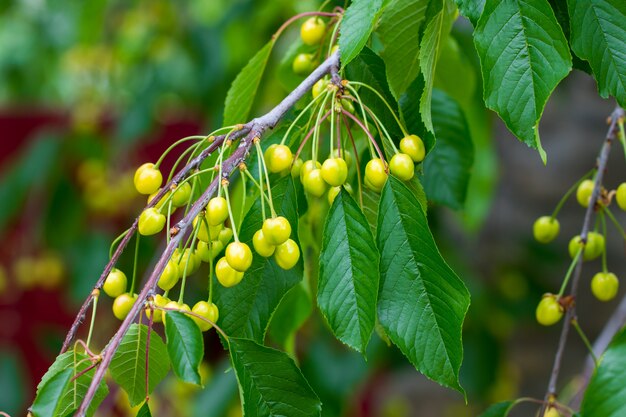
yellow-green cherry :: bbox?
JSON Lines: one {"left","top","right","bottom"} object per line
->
{"left": 300, "top": 17, "right": 326, "bottom": 46}
{"left": 171, "top": 182, "right": 192, "bottom": 207}
{"left": 215, "top": 257, "right": 244, "bottom": 287}
{"left": 138, "top": 208, "right": 166, "bottom": 236}
{"left": 365, "top": 158, "right": 388, "bottom": 192}
{"left": 103, "top": 268, "right": 127, "bottom": 298}
{"left": 292, "top": 53, "right": 315, "bottom": 76}
{"left": 591, "top": 272, "right": 619, "bottom": 301}
{"left": 400, "top": 135, "right": 426, "bottom": 163}
{"left": 303, "top": 169, "right": 328, "bottom": 197}
{"left": 262, "top": 216, "right": 291, "bottom": 245}
{"left": 576, "top": 179, "right": 595, "bottom": 207}
{"left": 321, "top": 157, "right": 348, "bottom": 186}
{"left": 225, "top": 242, "right": 253, "bottom": 272}
{"left": 274, "top": 239, "right": 300, "bottom": 270}
{"left": 134, "top": 163, "right": 163, "bottom": 195}
{"left": 267, "top": 144, "right": 293, "bottom": 173}
{"left": 145, "top": 294, "right": 169, "bottom": 323}
{"left": 112, "top": 293, "right": 137, "bottom": 320}
{"left": 533, "top": 216, "right": 560, "bottom": 243}
{"left": 389, "top": 153, "right": 414, "bottom": 181}
{"left": 536, "top": 295, "right": 563, "bottom": 326}
{"left": 207, "top": 197, "right": 229, "bottom": 226}
{"left": 253, "top": 230, "right": 276, "bottom": 257}
{"left": 157, "top": 260, "right": 180, "bottom": 291}
{"left": 191, "top": 301, "right": 219, "bottom": 332}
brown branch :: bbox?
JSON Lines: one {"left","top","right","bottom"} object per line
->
{"left": 68, "top": 51, "right": 340, "bottom": 417}
{"left": 539, "top": 105, "right": 625, "bottom": 415}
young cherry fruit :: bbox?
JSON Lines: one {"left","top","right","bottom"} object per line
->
{"left": 266, "top": 144, "right": 293, "bottom": 174}
{"left": 207, "top": 197, "right": 229, "bottom": 226}
{"left": 178, "top": 248, "right": 201, "bottom": 276}
{"left": 103, "top": 268, "right": 127, "bottom": 298}
{"left": 218, "top": 227, "right": 234, "bottom": 244}
{"left": 536, "top": 294, "right": 564, "bottom": 326}
{"left": 292, "top": 53, "right": 316, "bottom": 76}
{"left": 112, "top": 293, "right": 137, "bottom": 321}
{"left": 591, "top": 272, "right": 619, "bottom": 302}
{"left": 194, "top": 216, "right": 222, "bottom": 242}
{"left": 303, "top": 169, "right": 328, "bottom": 197}
{"left": 225, "top": 242, "right": 253, "bottom": 272}
{"left": 157, "top": 260, "right": 180, "bottom": 291}
{"left": 321, "top": 157, "right": 348, "bottom": 186}
{"left": 400, "top": 134, "right": 426, "bottom": 163}
{"left": 138, "top": 208, "right": 166, "bottom": 236}
{"left": 215, "top": 257, "right": 244, "bottom": 287}
{"left": 312, "top": 78, "right": 329, "bottom": 98}
{"left": 365, "top": 158, "right": 388, "bottom": 192}
{"left": 576, "top": 179, "right": 595, "bottom": 207}
{"left": 191, "top": 301, "right": 219, "bottom": 332}
{"left": 291, "top": 158, "right": 304, "bottom": 179}
{"left": 145, "top": 294, "right": 169, "bottom": 323}
{"left": 253, "top": 229, "right": 276, "bottom": 257}
{"left": 568, "top": 232, "right": 605, "bottom": 261}
{"left": 147, "top": 189, "right": 171, "bottom": 210}
{"left": 300, "top": 160, "right": 321, "bottom": 182}
{"left": 533, "top": 216, "right": 560, "bottom": 243}
{"left": 134, "top": 163, "right": 163, "bottom": 195}
{"left": 389, "top": 153, "right": 414, "bottom": 181}
{"left": 171, "top": 182, "right": 192, "bottom": 207}
{"left": 274, "top": 239, "right": 300, "bottom": 270}
{"left": 300, "top": 17, "right": 326, "bottom": 45}
{"left": 543, "top": 407, "right": 561, "bottom": 417}
{"left": 262, "top": 216, "right": 291, "bottom": 245}
{"left": 616, "top": 182, "right": 626, "bottom": 210}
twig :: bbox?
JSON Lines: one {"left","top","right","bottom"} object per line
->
{"left": 539, "top": 106, "right": 624, "bottom": 415}
{"left": 60, "top": 126, "right": 250, "bottom": 354}
{"left": 69, "top": 51, "right": 340, "bottom": 417}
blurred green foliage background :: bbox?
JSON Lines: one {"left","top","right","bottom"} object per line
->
{"left": 0, "top": 1, "right": 624, "bottom": 417}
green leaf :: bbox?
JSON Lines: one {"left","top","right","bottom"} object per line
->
{"left": 377, "top": 0, "right": 428, "bottom": 99}
{"left": 547, "top": 0, "right": 591, "bottom": 73}
{"left": 419, "top": 0, "right": 456, "bottom": 133}
{"left": 136, "top": 402, "right": 152, "bottom": 417}
{"left": 434, "top": 36, "right": 477, "bottom": 109}
{"left": 223, "top": 40, "right": 275, "bottom": 126}
{"left": 165, "top": 311, "right": 204, "bottom": 385}
{"left": 473, "top": 0, "right": 572, "bottom": 163}
{"left": 34, "top": 351, "right": 108, "bottom": 417}
{"left": 110, "top": 324, "right": 170, "bottom": 407}
{"left": 339, "top": 0, "right": 386, "bottom": 66}
{"left": 377, "top": 176, "right": 470, "bottom": 393}
{"left": 345, "top": 47, "right": 404, "bottom": 139}
{"left": 422, "top": 89, "right": 474, "bottom": 209}
{"left": 477, "top": 401, "right": 515, "bottom": 417}
{"left": 454, "top": 0, "right": 485, "bottom": 25}
{"left": 581, "top": 328, "right": 626, "bottom": 416}
{"left": 228, "top": 338, "right": 321, "bottom": 417}
{"left": 31, "top": 369, "right": 73, "bottom": 417}
{"left": 318, "top": 189, "right": 379, "bottom": 353}
{"left": 567, "top": 0, "right": 626, "bottom": 107}
{"left": 268, "top": 282, "right": 313, "bottom": 354}
{"left": 213, "top": 176, "right": 302, "bottom": 343}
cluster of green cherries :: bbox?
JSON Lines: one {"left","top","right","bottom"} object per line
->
{"left": 292, "top": 16, "right": 330, "bottom": 76}
{"left": 533, "top": 179, "right": 626, "bottom": 326}
{"left": 100, "top": 145, "right": 303, "bottom": 332}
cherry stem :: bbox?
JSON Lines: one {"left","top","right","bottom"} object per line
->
{"left": 550, "top": 169, "right": 595, "bottom": 219}
{"left": 342, "top": 110, "right": 386, "bottom": 164}
{"left": 557, "top": 249, "right": 582, "bottom": 297}
{"left": 223, "top": 184, "right": 240, "bottom": 242}
{"left": 571, "top": 318, "right": 598, "bottom": 365}
{"left": 178, "top": 216, "right": 201, "bottom": 303}
{"left": 154, "top": 135, "right": 204, "bottom": 169}
{"left": 255, "top": 141, "right": 277, "bottom": 217}
{"left": 604, "top": 206, "right": 626, "bottom": 240}
{"left": 145, "top": 307, "right": 154, "bottom": 401}
{"left": 85, "top": 294, "right": 98, "bottom": 351}
{"left": 293, "top": 110, "right": 332, "bottom": 162}
{"left": 130, "top": 234, "right": 140, "bottom": 294}
{"left": 342, "top": 113, "right": 363, "bottom": 208}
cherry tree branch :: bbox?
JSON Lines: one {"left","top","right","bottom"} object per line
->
{"left": 539, "top": 105, "right": 625, "bottom": 415}
{"left": 66, "top": 51, "right": 340, "bottom": 417}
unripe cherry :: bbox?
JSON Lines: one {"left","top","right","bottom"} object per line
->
{"left": 262, "top": 216, "right": 292, "bottom": 245}
{"left": 207, "top": 197, "right": 229, "bottom": 226}
{"left": 134, "top": 163, "right": 163, "bottom": 195}
{"left": 171, "top": 182, "right": 192, "bottom": 207}
{"left": 616, "top": 183, "right": 626, "bottom": 210}
{"left": 536, "top": 295, "right": 563, "bottom": 326}
{"left": 365, "top": 158, "right": 388, "bottom": 192}
{"left": 591, "top": 272, "right": 619, "bottom": 301}
{"left": 191, "top": 301, "right": 219, "bottom": 332}
{"left": 399, "top": 134, "right": 426, "bottom": 162}
{"left": 157, "top": 260, "right": 180, "bottom": 291}
{"left": 253, "top": 229, "right": 276, "bottom": 257}
{"left": 321, "top": 157, "right": 348, "bottom": 186}
{"left": 103, "top": 268, "right": 127, "bottom": 298}
{"left": 533, "top": 216, "right": 560, "bottom": 243}
{"left": 112, "top": 293, "right": 137, "bottom": 321}
{"left": 303, "top": 169, "right": 328, "bottom": 197}
{"left": 576, "top": 179, "right": 595, "bottom": 207}
{"left": 389, "top": 153, "right": 415, "bottom": 181}
{"left": 300, "top": 17, "right": 326, "bottom": 45}
{"left": 274, "top": 239, "right": 300, "bottom": 270}
{"left": 145, "top": 294, "right": 169, "bottom": 323}
{"left": 225, "top": 241, "right": 253, "bottom": 272}
{"left": 267, "top": 144, "right": 293, "bottom": 174}
{"left": 138, "top": 208, "right": 166, "bottom": 236}
{"left": 215, "top": 257, "right": 244, "bottom": 287}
